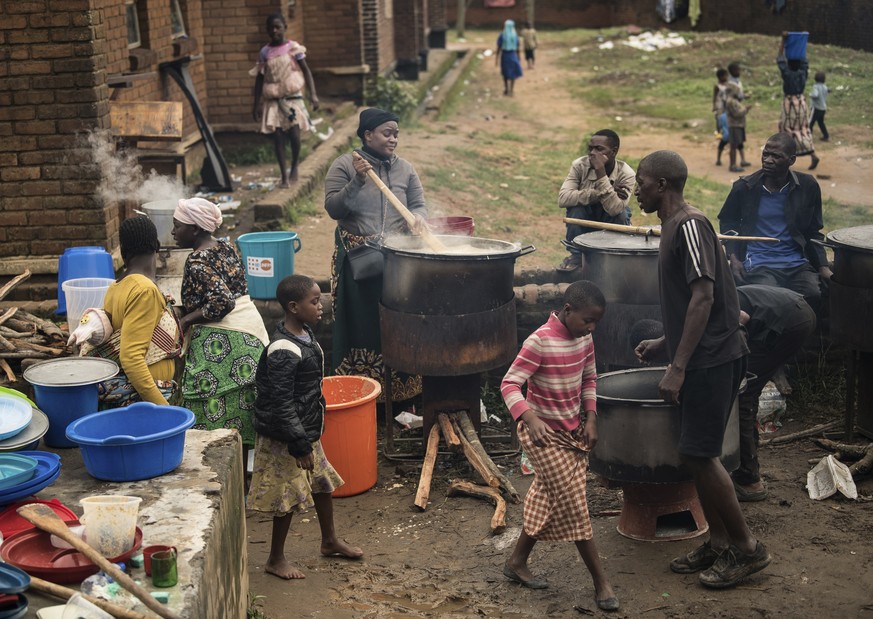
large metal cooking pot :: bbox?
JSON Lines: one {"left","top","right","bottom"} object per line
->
{"left": 371, "top": 235, "right": 535, "bottom": 314}
{"left": 813, "top": 225, "right": 873, "bottom": 288}
{"left": 566, "top": 231, "right": 660, "bottom": 305}
{"left": 590, "top": 367, "right": 740, "bottom": 484}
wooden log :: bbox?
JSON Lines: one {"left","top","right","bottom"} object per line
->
{"left": 0, "top": 351, "right": 51, "bottom": 360}
{"left": 3, "top": 319, "right": 35, "bottom": 334}
{"left": 456, "top": 411, "right": 522, "bottom": 504}
{"left": 450, "top": 417, "right": 499, "bottom": 488}
{"left": 447, "top": 479, "right": 507, "bottom": 534}
{"left": 814, "top": 438, "right": 871, "bottom": 460}
{"left": 0, "top": 359, "right": 14, "bottom": 382}
{"left": 0, "top": 307, "right": 18, "bottom": 328}
{"left": 0, "top": 271, "right": 31, "bottom": 303}
{"left": 850, "top": 446, "right": 873, "bottom": 476}
{"left": 28, "top": 575, "right": 150, "bottom": 619}
{"left": 437, "top": 413, "right": 461, "bottom": 449}
{"left": 0, "top": 334, "right": 15, "bottom": 352}
{"left": 10, "top": 339, "right": 64, "bottom": 355}
{"left": 760, "top": 420, "right": 841, "bottom": 446}
{"left": 18, "top": 311, "right": 66, "bottom": 341}
{"left": 414, "top": 424, "right": 441, "bottom": 510}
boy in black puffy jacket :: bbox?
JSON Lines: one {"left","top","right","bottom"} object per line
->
{"left": 247, "top": 274, "right": 363, "bottom": 580}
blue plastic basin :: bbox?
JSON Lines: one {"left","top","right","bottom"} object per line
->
{"left": 65, "top": 402, "right": 196, "bottom": 482}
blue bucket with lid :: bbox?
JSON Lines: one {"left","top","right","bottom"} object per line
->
{"left": 56, "top": 247, "right": 115, "bottom": 315}
{"left": 235, "top": 232, "right": 302, "bottom": 300}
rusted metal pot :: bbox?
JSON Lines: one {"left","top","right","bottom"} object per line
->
{"left": 371, "top": 235, "right": 535, "bottom": 315}
{"left": 813, "top": 225, "right": 873, "bottom": 288}
{"left": 590, "top": 367, "right": 741, "bottom": 484}
{"left": 565, "top": 231, "right": 660, "bottom": 305}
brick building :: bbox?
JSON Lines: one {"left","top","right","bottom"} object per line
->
{"left": 0, "top": 0, "right": 448, "bottom": 299}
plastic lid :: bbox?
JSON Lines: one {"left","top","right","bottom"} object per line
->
{"left": 0, "top": 408, "right": 49, "bottom": 453}
{"left": 0, "top": 397, "right": 32, "bottom": 443}
{"left": 23, "top": 358, "right": 118, "bottom": 387}
{"left": 0, "top": 499, "right": 78, "bottom": 538}
{"left": 827, "top": 225, "right": 873, "bottom": 253}
{"left": 571, "top": 230, "right": 661, "bottom": 253}
{"left": 0, "top": 564, "right": 30, "bottom": 594}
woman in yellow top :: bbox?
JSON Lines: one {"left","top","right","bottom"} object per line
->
{"left": 89, "top": 217, "right": 181, "bottom": 406}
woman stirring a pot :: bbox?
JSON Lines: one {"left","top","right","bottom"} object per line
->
{"left": 324, "top": 108, "right": 428, "bottom": 402}
{"left": 172, "top": 198, "right": 269, "bottom": 453}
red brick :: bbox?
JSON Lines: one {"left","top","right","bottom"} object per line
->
{"left": 31, "top": 240, "right": 70, "bottom": 255}
{"left": 50, "top": 28, "right": 95, "bottom": 43}
{"left": 8, "top": 227, "right": 39, "bottom": 241}
{"left": 45, "top": 195, "right": 89, "bottom": 208}
{"left": 48, "top": 0, "right": 91, "bottom": 11}
{"left": 0, "top": 77, "right": 31, "bottom": 91}
{"left": 0, "top": 15, "right": 28, "bottom": 29}
{"left": 1, "top": 196, "right": 42, "bottom": 210}
{"left": 13, "top": 90, "right": 55, "bottom": 105}
{"left": 56, "top": 118, "right": 94, "bottom": 133}
{"left": 29, "top": 13, "right": 71, "bottom": 28}
{"left": 21, "top": 180, "right": 62, "bottom": 196}
{"left": 10, "top": 49, "right": 31, "bottom": 61}
{"left": 0, "top": 166, "right": 40, "bottom": 182}
{"left": 32, "top": 44, "right": 74, "bottom": 59}
{"left": 8, "top": 29, "right": 49, "bottom": 44}
{"left": 0, "top": 106, "right": 35, "bottom": 121}
{"left": 68, "top": 209, "right": 105, "bottom": 225}
{"left": 36, "top": 135, "right": 80, "bottom": 149}
{"left": 37, "top": 105, "right": 78, "bottom": 120}
{"left": 6, "top": 2, "right": 44, "bottom": 14}
{"left": 43, "top": 165, "right": 100, "bottom": 180}
{"left": 0, "top": 242, "right": 30, "bottom": 257}
{"left": 0, "top": 136, "right": 37, "bottom": 152}
{"left": 61, "top": 180, "right": 100, "bottom": 194}
{"left": 28, "top": 210, "right": 68, "bottom": 225}
{"left": 14, "top": 120, "right": 56, "bottom": 135}
{"left": 0, "top": 212, "right": 28, "bottom": 226}
{"left": 31, "top": 74, "right": 76, "bottom": 89}
{"left": 0, "top": 154, "right": 17, "bottom": 166}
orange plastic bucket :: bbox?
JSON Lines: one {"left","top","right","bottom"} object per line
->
{"left": 320, "top": 376, "right": 382, "bottom": 497}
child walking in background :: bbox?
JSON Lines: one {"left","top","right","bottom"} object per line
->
{"left": 520, "top": 21, "right": 538, "bottom": 69}
{"left": 495, "top": 19, "right": 523, "bottom": 96}
{"left": 251, "top": 13, "right": 320, "bottom": 188}
{"left": 809, "top": 71, "right": 829, "bottom": 142}
{"left": 725, "top": 82, "right": 752, "bottom": 172}
{"left": 712, "top": 68, "right": 730, "bottom": 166}
{"left": 247, "top": 274, "right": 362, "bottom": 580}
{"left": 500, "top": 280, "right": 619, "bottom": 612}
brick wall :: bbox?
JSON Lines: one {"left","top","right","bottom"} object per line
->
{"left": 0, "top": 0, "right": 116, "bottom": 268}
{"left": 449, "top": 0, "right": 872, "bottom": 52}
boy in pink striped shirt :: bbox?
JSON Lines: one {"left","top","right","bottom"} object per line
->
{"left": 500, "top": 280, "right": 618, "bottom": 612}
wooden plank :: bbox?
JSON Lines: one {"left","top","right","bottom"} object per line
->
{"left": 110, "top": 101, "right": 184, "bottom": 142}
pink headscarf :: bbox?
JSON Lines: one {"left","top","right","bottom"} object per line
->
{"left": 174, "top": 198, "right": 223, "bottom": 233}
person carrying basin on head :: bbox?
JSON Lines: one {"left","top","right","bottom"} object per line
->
{"left": 324, "top": 108, "right": 428, "bottom": 404}
{"left": 172, "top": 197, "right": 270, "bottom": 466}
{"left": 776, "top": 32, "right": 820, "bottom": 170}
{"left": 556, "top": 129, "right": 635, "bottom": 272}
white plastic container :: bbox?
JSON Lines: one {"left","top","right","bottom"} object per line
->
{"left": 80, "top": 495, "right": 141, "bottom": 557}
{"left": 142, "top": 199, "right": 178, "bottom": 247}
{"left": 61, "top": 278, "right": 115, "bottom": 329}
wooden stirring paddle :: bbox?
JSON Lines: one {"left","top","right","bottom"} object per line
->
{"left": 16, "top": 504, "right": 182, "bottom": 619}
{"left": 29, "top": 576, "right": 150, "bottom": 619}
{"left": 563, "top": 217, "right": 780, "bottom": 243}
{"left": 352, "top": 151, "right": 447, "bottom": 253}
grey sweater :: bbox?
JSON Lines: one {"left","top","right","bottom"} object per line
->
{"left": 324, "top": 148, "right": 428, "bottom": 237}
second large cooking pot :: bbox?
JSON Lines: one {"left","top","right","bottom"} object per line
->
{"left": 590, "top": 367, "right": 741, "bottom": 483}
{"left": 814, "top": 225, "right": 873, "bottom": 288}
{"left": 371, "top": 235, "right": 535, "bottom": 315}
{"left": 567, "top": 231, "right": 660, "bottom": 305}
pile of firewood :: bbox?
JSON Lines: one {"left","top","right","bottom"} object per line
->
{"left": 0, "top": 271, "right": 70, "bottom": 383}
{"left": 814, "top": 437, "right": 873, "bottom": 479}
{"left": 413, "top": 410, "right": 521, "bottom": 535}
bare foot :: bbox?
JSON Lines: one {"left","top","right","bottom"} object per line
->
{"left": 279, "top": 179, "right": 290, "bottom": 189}
{"left": 320, "top": 539, "right": 363, "bottom": 559}
{"left": 265, "top": 558, "right": 305, "bottom": 580}
{"left": 289, "top": 167, "right": 299, "bottom": 183}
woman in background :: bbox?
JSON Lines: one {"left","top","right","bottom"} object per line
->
{"left": 777, "top": 32, "right": 819, "bottom": 170}
{"left": 495, "top": 20, "right": 523, "bottom": 96}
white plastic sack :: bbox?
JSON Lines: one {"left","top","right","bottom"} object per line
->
{"left": 757, "top": 381, "right": 786, "bottom": 422}
{"left": 807, "top": 455, "right": 858, "bottom": 500}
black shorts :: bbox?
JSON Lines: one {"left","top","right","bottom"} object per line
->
{"left": 728, "top": 126, "right": 745, "bottom": 147}
{"left": 524, "top": 49, "right": 535, "bottom": 61}
{"left": 677, "top": 357, "right": 746, "bottom": 458}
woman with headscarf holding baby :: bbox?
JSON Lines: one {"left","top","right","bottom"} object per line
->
{"left": 324, "top": 107, "right": 428, "bottom": 403}
{"left": 172, "top": 197, "right": 269, "bottom": 452}
{"left": 495, "top": 19, "right": 523, "bottom": 96}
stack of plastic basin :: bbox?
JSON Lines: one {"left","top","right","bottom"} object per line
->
{"left": 56, "top": 247, "right": 114, "bottom": 316}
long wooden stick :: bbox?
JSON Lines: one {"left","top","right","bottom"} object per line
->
{"left": 456, "top": 411, "right": 521, "bottom": 504}
{"left": 29, "top": 576, "right": 151, "bottom": 619}
{"left": 759, "top": 419, "right": 841, "bottom": 446}
{"left": 16, "top": 504, "right": 182, "bottom": 619}
{"left": 353, "top": 152, "right": 447, "bottom": 253}
{"left": 18, "top": 310, "right": 66, "bottom": 340}
{"left": 0, "top": 307, "right": 18, "bottom": 328}
{"left": 437, "top": 413, "right": 461, "bottom": 450}
{"left": 450, "top": 417, "right": 499, "bottom": 488}
{"left": 0, "top": 270, "right": 31, "bottom": 303}
{"left": 414, "top": 424, "right": 441, "bottom": 510}
{"left": 0, "top": 359, "right": 15, "bottom": 382}
{"left": 447, "top": 479, "right": 507, "bottom": 534}
{"left": 563, "top": 218, "right": 780, "bottom": 243}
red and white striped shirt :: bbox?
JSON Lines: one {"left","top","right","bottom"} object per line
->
{"left": 501, "top": 312, "right": 597, "bottom": 432}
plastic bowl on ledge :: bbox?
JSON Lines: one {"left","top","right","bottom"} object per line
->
{"left": 65, "top": 402, "right": 195, "bottom": 482}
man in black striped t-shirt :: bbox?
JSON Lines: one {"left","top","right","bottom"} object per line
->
{"left": 634, "top": 151, "right": 770, "bottom": 590}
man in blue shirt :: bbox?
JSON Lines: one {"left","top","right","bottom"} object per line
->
{"left": 717, "top": 132, "right": 832, "bottom": 313}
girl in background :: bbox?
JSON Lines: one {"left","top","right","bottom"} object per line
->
{"left": 495, "top": 20, "right": 523, "bottom": 96}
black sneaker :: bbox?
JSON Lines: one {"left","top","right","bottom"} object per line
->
{"left": 670, "top": 541, "right": 721, "bottom": 574}
{"left": 698, "top": 541, "right": 771, "bottom": 588}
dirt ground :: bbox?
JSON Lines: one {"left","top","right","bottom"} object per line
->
{"left": 243, "top": 38, "right": 873, "bottom": 619}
